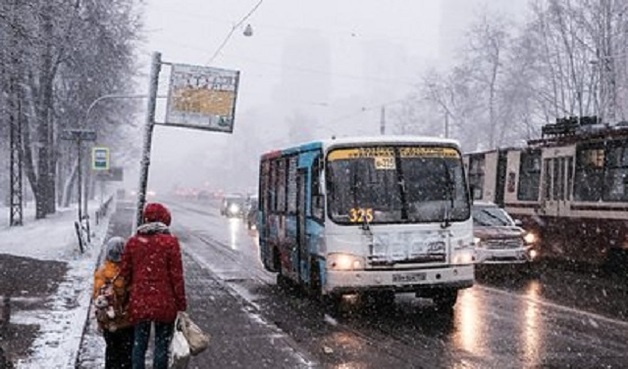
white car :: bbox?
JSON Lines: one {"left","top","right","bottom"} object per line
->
{"left": 472, "top": 202, "right": 538, "bottom": 265}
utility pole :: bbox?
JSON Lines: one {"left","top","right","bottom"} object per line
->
{"left": 8, "top": 0, "right": 23, "bottom": 226}
{"left": 380, "top": 106, "right": 386, "bottom": 135}
{"left": 134, "top": 52, "right": 162, "bottom": 230}
{"left": 60, "top": 129, "right": 96, "bottom": 222}
{"left": 444, "top": 111, "right": 450, "bottom": 138}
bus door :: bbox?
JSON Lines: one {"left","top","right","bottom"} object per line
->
{"left": 296, "top": 169, "right": 308, "bottom": 283}
{"left": 541, "top": 151, "right": 574, "bottom": 217}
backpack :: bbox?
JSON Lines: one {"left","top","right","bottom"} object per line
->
{"left": 94, "top": 274, "right": 120, "bottom": 331}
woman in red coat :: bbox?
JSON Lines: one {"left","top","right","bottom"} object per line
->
{"left": 120, "top": 203, "right": 187, "bottom": 369}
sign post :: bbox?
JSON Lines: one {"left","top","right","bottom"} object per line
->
{"left": 60, "top": 129, "right": 96, "bottom": 222}
{"left": 135, "top": 52, "right": 162, "bottom": 230}
{"left": 134, "top": 53, "right": 241, "bottom": 231}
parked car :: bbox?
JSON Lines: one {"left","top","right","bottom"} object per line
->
{"left": 472, "top": 202, "right": 539, "bottom": 265}
{"left": 221, "top": 194, "right": 245, "bottom": 217}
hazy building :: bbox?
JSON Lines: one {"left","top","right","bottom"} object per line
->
{"left": 272, "top": 29, "right": 332, "bottom": 110}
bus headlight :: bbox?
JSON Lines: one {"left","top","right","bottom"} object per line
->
{"left": 524, "top": 232, "right": 537, "bottom": 244}
{"left": 452, "top": 250, "right": 474, "bottom": 265}
{"left": 327, "top": 253, "right": 365, "bottom": 271}
{"left": 473, "top": 237, "right": 482, "bottom": 247}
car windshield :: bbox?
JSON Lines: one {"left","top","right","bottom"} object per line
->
{"left": 326, "top": 145, "right": 470, "bottom": 224}
{"left": 472, "top": 206, "right": 515, "bottom": 227}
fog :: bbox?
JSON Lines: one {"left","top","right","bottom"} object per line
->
{"left": 138, "top": 0, "right": 527, "bottom": 195}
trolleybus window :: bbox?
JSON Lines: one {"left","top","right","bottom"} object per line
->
{"left": 603, "top": 144, "right": 628, "bottom": 201}
{"left": 575, "top": 146, "right": 604, "bottom": 201}
{"left": 326, "top": 145, "right": 470, "bottom": 224}
{"left": 517, "top": 150, "right": 541, "bottom": 201}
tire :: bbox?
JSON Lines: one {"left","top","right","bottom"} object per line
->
{"left": 309, "top": 260, "right": 323, "bottom": 299}
{"left": 433, "top": 289, "right": 458, "bottom": 311}
{"left": 310, "top": 260, "right": 341, "bottom": 309}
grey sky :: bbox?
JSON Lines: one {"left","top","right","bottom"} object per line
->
{"left": 138, "top": 0, "right": 525, "bottom": 193}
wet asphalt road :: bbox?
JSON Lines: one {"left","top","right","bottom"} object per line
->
{"left": 164, "top": 198, "right": 628, "bottom": 368}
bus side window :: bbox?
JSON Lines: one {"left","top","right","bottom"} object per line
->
{"left": 312, "top": 157, "right": 325, "bottom": 221}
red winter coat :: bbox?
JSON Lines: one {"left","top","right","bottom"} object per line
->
{"left": 120, "top": 203, "right": 187, "bottom": 324}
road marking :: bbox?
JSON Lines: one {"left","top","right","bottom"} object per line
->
{"left": 478, "top": 285, "right": 628, "bottom": 329}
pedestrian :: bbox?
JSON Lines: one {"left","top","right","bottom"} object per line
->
{"left": 120, "top": 203, "right": 187, "bottom": 369}
{"left": 93, "top": 236, "right": 133, "bottom": 369}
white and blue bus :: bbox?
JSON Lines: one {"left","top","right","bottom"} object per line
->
{"left": 257, "top": 136, "right": 475, "bottom": 309}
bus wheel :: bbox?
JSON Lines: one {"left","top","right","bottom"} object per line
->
{"left": 309, "top": 260, "right": 323, "bottom": 299}
{"left": 432, "top": 289, "right": 458, "bottom": 311}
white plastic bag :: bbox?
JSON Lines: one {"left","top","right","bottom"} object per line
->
{"left": 169, "top": 316, "right": 191, "bottom": 369}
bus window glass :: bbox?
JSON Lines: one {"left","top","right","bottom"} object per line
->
{"left": 326, "top": 146, "right": 470, "bottom": 224}
{"left": 270, "top": 160, "right": 279, "bottom": 212}
{"left": 517, "top": 150, "right": 541, "bottom": 201}
{"left": 287, "top": 156, "right": 298, "bottom": 214}
{"left": 277, "top": 159, "right": 287, "bottom": 213}
{"left": 311, "top": 157, "right": 324, "bottom": 220}
{"left": 260, "top": 160, "right": 270, "bottom": 213}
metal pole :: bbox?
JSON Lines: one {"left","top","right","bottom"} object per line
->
{"left": 77, "top": 138, "right": 82, "bottom": 221}
{"left": 444, "top": 111, "right": 449, "bottom": 138}
{"left": 380, "top": 106, "right": 386, "bottom": 135}
{"left": 134, "top": 52, "right": 162, "bottom": 231}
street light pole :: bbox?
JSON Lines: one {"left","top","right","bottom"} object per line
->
{"left": 134, "top": 52, "right": 162, "bottom": 231}
{"left": 81, "top": 93, "right": 160, "bottom": 220}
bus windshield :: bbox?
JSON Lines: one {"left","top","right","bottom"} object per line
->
{"left": 326, "top": 145, "right": 470, "bottom": 224}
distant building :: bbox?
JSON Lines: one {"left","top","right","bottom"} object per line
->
{"left": 272, "top": 29, "right": 331, "bottom": 111}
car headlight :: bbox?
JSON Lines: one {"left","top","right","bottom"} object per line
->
{"left": 229, "top": 204, "right": 240, "bottom": 213}
{"left": 524, "top": 232, "right": 536, "bottom": 244}
{"left": 452, "top": 250, "right": 474, "bottom": 265}
{"left": 529, "top": 249, "right": 539, "bottom": 260}
{"left": 327, "top": 253, "right": 365, "bottom": 271}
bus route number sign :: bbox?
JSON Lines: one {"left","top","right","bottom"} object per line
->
{"left": 374, "top": 156, "right": 396, "bottom": 170}
{"left": 349, "top": 208, "right": 374, "bottom": 223}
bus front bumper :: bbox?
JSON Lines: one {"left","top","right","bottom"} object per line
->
{"left": 324, "top": 265, "right": 474, "bottom": 295}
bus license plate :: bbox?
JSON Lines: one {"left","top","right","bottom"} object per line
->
{"left": 392, "top": 272, "right": 426, "bottom": 283}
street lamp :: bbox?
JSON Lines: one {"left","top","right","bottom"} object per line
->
{"left": 243, "top": 24, "right": 253, "bottom": 37}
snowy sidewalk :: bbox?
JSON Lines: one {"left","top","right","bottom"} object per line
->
{"left": 0, "top": 202, "right": 112, "bottom": 368}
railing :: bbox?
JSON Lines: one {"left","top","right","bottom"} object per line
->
{"left": 95, "top": 195, "right": 114, "bottom": 225}
{"left": 75, "top": 195, "right": 114, "bottom": 254}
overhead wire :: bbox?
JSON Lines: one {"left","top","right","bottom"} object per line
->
{"left": 207, "top": 0, "right": 265, "bottom": 65}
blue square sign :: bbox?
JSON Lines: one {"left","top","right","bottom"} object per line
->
{"left": 92, "top": 147, "right": 110, "bottom": 170}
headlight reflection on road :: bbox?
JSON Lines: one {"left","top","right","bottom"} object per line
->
{"left": 453, "top": 289, "right": 486, "bottom": 356}
{"left": 522, "top": 280, "right": 545, "bottom": 366}
{"left": 229, "top": 218, "right": 240, "bottom": 250}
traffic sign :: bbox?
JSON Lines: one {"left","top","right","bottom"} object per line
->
{"left": 61, "top": 129, "right": 97, "bottom": 141}
{"left": 92, "top": 147, "right": 110, "bottom": 170}
{"left": 95, "top": 166, "right": 124, "bottom": 181}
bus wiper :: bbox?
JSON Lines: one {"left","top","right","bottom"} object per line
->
{"left": 441, "top": 160, "right": 455, "bottom": 229}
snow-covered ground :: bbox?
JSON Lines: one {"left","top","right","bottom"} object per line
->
{"left": 0, "top": 202, "right": 109, "bottom": 368}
